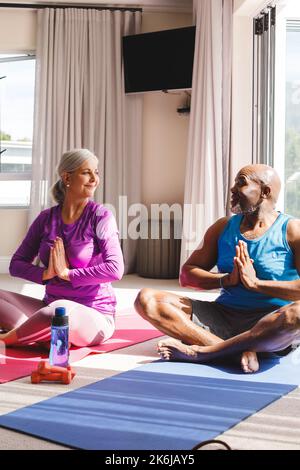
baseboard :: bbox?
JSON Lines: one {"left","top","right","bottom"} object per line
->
{"left": 0, "top": 257, "right": 10, "bottom": 274}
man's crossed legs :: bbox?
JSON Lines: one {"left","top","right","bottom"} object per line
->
{"left": 134, "top": 288, "right": 300, "bottom": 373}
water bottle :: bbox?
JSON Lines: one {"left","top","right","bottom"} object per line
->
{"left": 49, "top": 307, "right": 69, "bottom": 368}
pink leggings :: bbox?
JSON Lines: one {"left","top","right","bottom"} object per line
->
{"left": 0, "top": 289, "right": 115, "bottom": 347}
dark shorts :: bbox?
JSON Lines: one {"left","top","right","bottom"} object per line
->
{"left": 190, "top": 299, "right": 277, "bottom": 340}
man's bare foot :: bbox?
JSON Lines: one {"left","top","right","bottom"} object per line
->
{"left": 241, "top": 351, "right": 259, "bottom": 373}
{"left": 157, "top": 338, "right": 201, "bottom": 362}
{"left": 157, "top": 338, "right": 260, "bottom": 374}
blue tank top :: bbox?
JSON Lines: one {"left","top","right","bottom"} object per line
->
{"left": 216, "top": 213, "right": 299, "bottom": 310}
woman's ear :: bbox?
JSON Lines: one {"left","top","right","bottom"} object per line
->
{"left": 61, "top": 172, "right": 70, "bottom": 187}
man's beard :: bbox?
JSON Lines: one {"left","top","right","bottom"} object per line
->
{"left": 231, "top": 201, "right": 260, "bottom": 215}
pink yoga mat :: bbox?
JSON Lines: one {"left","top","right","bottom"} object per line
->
{"left": 0, "top": 309, "right": 163, "bottom": 384}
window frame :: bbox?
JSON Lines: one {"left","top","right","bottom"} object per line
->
{"left": 252, "top": 2, "right": 300, "bottom": 214}
{"left": 0, "top": 52, "right": 36, "bottom": 209}
{"left": 273, "top": 7, "right": 286, "bottom": 212}
{"left": 273, "top": 5, "right": 300, "bottom": 213}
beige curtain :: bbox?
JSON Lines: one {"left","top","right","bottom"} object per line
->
{"left": 180, "top": 0, "right": 233, "bottom": 266}
{"left": 30, "top": 8, "right": 142, "bottom": 273}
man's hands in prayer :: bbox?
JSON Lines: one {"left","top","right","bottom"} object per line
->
{"left": 222, "top": 245, "right": 241, "bottom": 288}
{"left": 235, "top": 240, "right": 259, "bottom": 290}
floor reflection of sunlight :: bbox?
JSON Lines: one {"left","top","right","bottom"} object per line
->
{"left": 71, "top": 351, "right": 157, "bottom": 371}
{"left": 20, "top": 283, "right": 44, "bottom": 299}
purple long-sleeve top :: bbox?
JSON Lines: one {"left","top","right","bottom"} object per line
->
{"left": 9, "top": 200, "right": 124, "bottom": 315}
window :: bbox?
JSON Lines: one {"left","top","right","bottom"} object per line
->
{"left": 252, "top": 1, "right": 300, "bottom": 215}
{"left": 0, "top": 54, "right": 35, "bottom": 207}
{"left": 253, "top": 6, "right": 276, "bottom": 167}
{"left": 272, "top": 0, "right": 300, "bottom": 215}
{"left": 284, "top": 21, "right": 300, "bottom": 217}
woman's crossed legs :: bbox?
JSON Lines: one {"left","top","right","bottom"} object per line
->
{"left": 0, "top": 289, "right": 114, "bottom": 348}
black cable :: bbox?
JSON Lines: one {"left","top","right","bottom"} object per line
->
{"left": 192, "top": 439, "right": 232, "bottom": 450}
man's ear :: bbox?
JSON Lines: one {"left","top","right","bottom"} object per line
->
{"left": 262, "top": 185, "right": 271, "bottom": 199}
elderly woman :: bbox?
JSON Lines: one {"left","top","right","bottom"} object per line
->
{"left": 0, "top": 149, "right": 124, "bottom": 347}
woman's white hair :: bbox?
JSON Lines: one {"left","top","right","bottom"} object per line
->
{"left": 51, "top": 148, "right": 98, "bottom": 204}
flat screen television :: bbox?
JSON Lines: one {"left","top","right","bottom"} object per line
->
{"left": 122, "top": 26, "right": 196, "bottom": 94}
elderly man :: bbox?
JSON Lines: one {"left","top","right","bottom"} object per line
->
{"left": 134, "top": 164, "right": 300, "bottom": 373}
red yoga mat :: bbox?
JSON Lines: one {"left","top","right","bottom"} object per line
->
{"left": 0, "top": 308, "right": 163, "bottom": 384}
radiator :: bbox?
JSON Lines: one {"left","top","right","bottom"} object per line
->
{"left": 137, "top": 219, "right": 181, "bottom": 279}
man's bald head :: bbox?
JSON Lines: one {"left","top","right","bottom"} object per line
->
{"left": 238, "top": 164, "right": 281, "bottom": 203}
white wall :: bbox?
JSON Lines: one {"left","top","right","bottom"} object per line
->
{"left": 141, "top": 12, "right": 192, "bottom": 206}
{"left": 231, "top": 13, "right": 253, "bottom": 179}
{"left": 0, "top": 8, "right": 37, "bottom": 52}
{"left": 0, "top": 210, "right": 28, "bottom": 270}
{"left": 142, "top": 92, "right": 190, "bottom": 206}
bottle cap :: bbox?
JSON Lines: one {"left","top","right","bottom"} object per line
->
{"left": 52, "top": 307, "right": 68, "bottom": 327}
{"left": 55, "top": 307, "right": 66, "bottom": 317}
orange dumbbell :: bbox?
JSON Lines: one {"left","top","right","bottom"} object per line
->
{"left": 31, "top": 360, "right": 76, "bottom": 384}
{"left": 38, "top": 360, "right": 75, "bottom": 377}
{"left": 31, "top": 369, "right": 74, "bottom": 384}
{"left": 31, "top": 371, "right": 71, "bottom": 384}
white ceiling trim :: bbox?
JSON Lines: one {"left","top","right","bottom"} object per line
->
{"left": 0, "top": 0, "right": 193, "bottom": 13}
{"left": 234, "top": 0, "right": 274, "bottom": 17}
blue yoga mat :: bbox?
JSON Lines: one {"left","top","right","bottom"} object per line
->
{"left": 0, "top": 350, "right": 299, "bottom": 450}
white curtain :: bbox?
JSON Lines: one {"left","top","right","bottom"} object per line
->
{"left": 180, "top": 0, "right": 233, "bottom": 266}
{"left": 30, "top": 8, "right": 142, "bottom": 273}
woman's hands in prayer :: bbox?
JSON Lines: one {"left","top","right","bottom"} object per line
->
{"left": 52, "top": 237, "right": 70, "bottom": 281}
{"left": 42, "top": 246, "right": 57, "bottom": 281}
{"left": 43, "top": 237, "right": 70, "bottom": 282}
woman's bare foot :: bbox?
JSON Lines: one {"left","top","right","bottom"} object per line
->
{"left": 157, "top": 338, "right": 260, "bottom": 374}
{"left": 0, "top": 329, "right": 18, "bottom": 346}
{"left": 240, "top": 351, "right": 259, "bottom": 373}
{"left": 0, "top": 331, "right": 9, "bottom": 341}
